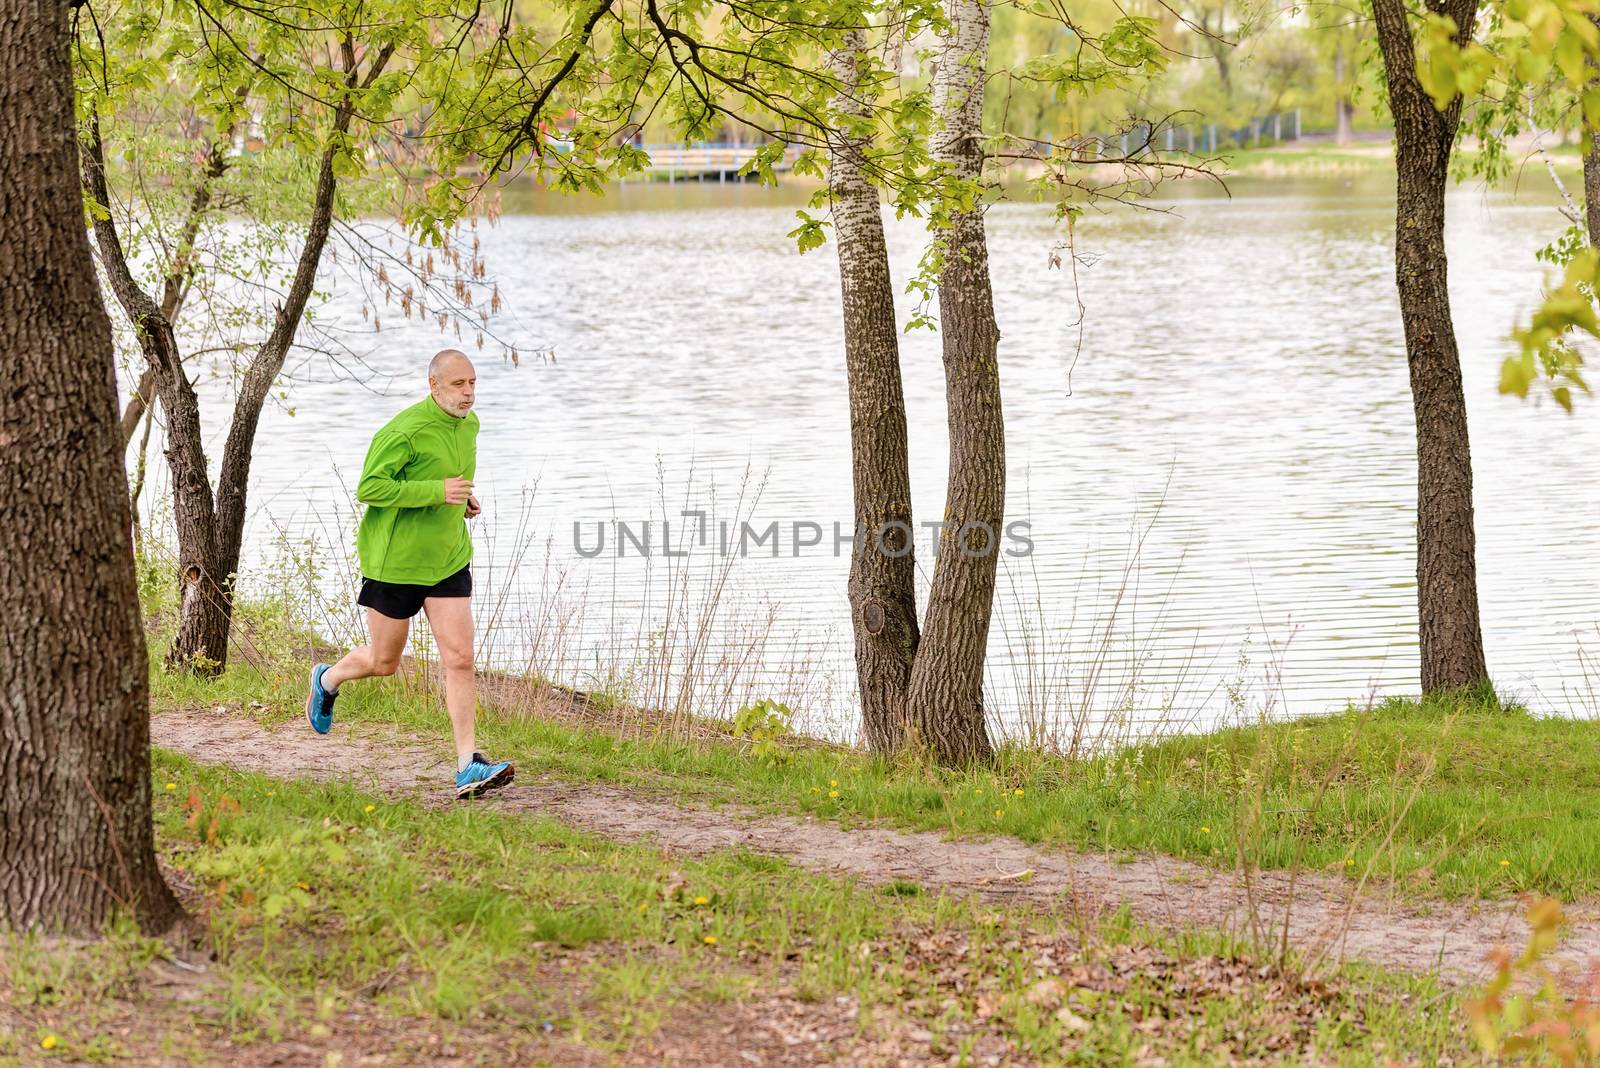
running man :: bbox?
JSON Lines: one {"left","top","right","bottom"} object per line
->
{"left": 305, "top": 349, "right": 515, "bottom": 799}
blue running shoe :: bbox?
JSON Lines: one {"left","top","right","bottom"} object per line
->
{"left": 455, "top": 753, "right": 514, "bottom": 800}
{"left": 306, "top": 663, "right": 337, "bottom": 735}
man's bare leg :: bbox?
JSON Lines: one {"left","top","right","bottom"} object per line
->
{"left": 322, "top": 609, "right": 411, "bottom": 691}
{"left": 421, "top": 595, "right": 477, "bottom": 768}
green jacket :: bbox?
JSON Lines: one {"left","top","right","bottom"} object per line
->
{"left": 355, "top": 396, "right": 478, "bottom": 584}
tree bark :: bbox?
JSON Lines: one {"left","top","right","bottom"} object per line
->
{"left": 1586, "top": 129, "right": 1600, "bottom": 247}
{"left": 131, "top": 397, "right": 157, "bottom": 556}
{"left": 827, "top": 33, "right": 919, "bottom": 755}
{"left": 1372, "top": 0, "right": 1490, "bottom": 693}
{"left": 905, "top": 0, "right": 1002, "bottom": 765}
{"left": 0, "top": 0, "right": 181, "bottom": 932}
{"left": 1584, "top": 16, "right": 1600, "bottom": 247}
{"left": 120, "top": 366, "right": 156, "bottom": 446}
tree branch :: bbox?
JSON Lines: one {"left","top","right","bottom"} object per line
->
{"left": 488, "top": 0, "right": 613, "bottom": 174}
{"left": 83, "top": 113, "right": 221, "bottom": 563}
{"left": 213, "top": 37, "right": 396, "bottom": 564}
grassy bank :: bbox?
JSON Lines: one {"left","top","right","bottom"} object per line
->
{"left": 151, "top": 624, "right": 1600, "bottom": 905}
{"left": 1176, "top": 138, "right": 1588, "bottom": 181}
{"left": 1213, "top": 142, "right": 1395, "bottom": 178}
{"left": 1, "top": 751, "right": 1468, "bottom": 1065}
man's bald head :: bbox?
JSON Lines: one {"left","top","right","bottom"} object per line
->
{"left": 428, "top": 349, "right": 476, "bottom": 418}
{"left": 429, "top": 348, "right": 472, "bottom": 379}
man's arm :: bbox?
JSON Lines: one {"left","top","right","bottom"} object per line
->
{"left": 355, "top": 429, "right": 443, "bottom": 508}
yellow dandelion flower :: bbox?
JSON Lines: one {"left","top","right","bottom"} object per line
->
{"left": 638, "top": 902, "right": 648, "bottom": 913}
{"left": 993, "top": 809, "right": 1004, "bottom": 820}
{"left": 296, "top": 881, "right": 310, "bottom": 891}
{"left": 693, "top": 895, "right": 709, "bottom": 906}
{"left": 266, "top": 791, "right": 275, "bottom": 797}
{"left": 1500, "top": 859, "right": 1511, "bottom": 868}
{"left": 364, "top": 804, "right": 376, "bottom": 813}
{"left": 41, "top": 1035, "right": 58, "bottom": 1051}
{"left": 164, "top": 783, "right": 176, "bottom": 791}
{"left": 828, "top": 790, "right": 840, "bottom": 798}
{"left": 1345, "top": 858, "right": 1355, "bottom": 867}
{"left": 829, "top": 779, "right": 838, "bottom": 788}
{"left": 1200, "top": 826, "right": 1211, "bottom": 834}
{"left": 703, "top": 935, "right": 718, "bottom": 946}
{"left": 1013, "top": 788, "right": 1024, "bottom": 797}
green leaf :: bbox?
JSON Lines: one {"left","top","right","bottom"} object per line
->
{"left": 1556, "top": 28, "right": 1585, "bottom": 84}
{"left": 1499, "top": 353, "right": 1537, "bottom": 398}
{"left": 786, "top": 210, "right": 830, "bottom": 254}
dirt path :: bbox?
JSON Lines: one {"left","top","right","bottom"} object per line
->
{"left": 151, "top": 708, "right": 1600, "bottom": 988}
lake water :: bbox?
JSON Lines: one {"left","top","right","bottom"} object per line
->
{"left": 150, "top": 172, "right": 1600, "bottom": 744}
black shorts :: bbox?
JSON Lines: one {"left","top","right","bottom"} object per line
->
{"left": 357, "top": 564, "right": 472, "bottom": 620}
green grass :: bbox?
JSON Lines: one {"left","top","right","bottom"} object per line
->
{"left": 2, "top": 752, "right": 1471, "bottom": 1065}
{"left": 1214, "top": 141, "right": 1396, "bottom": 175}
{"left": 1195, "top": 138, "right": 1589, "bottom": 179}
{"left": 150, "top": 638, "right": 1600, "bottom": 904}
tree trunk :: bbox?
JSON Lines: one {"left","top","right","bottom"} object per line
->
{"left": 211, "top": 39, "right": 394, "bottom": 615}
{"left": 130, "top": 398, "right": 157, "bottom": 556}
{"left": 1199, "top": 12, "right": 1234, "bottom": 97}
{"left": 121, "top": 366, "right": 156, "bottom": 446}
{"left": 84, "top": 120, "right": 230, "bottom": 675}
{"left": 827, "top": 33, "right": 919, "bottom": 755}
{"left": 905, "top": 0, "right": 1002, "bottom": 765}
{"left": 0, "top": 0, "right": 182, "bottom": 933}
{"left": 1372, "top": 0, "right": 1490, "bottom": 694}
{"left": 1334, "top": 40, "right": 1353, "bottom": 147}
{"left": 1586, "top": 128, "right": 1600, "bottom": 247}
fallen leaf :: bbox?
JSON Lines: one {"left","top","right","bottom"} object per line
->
{"left": 1026, "top": 978, "right": 1068, "bottom": 1009}
{"left": 1056, "top": 1007, "right": 1091, "bottom": 1032}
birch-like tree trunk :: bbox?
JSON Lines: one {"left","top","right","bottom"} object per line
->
{"left": 1334, "top": 41, "right": 1354, "bottom": 147}
{"left": 905, "top": 0, "right": 1002, "bottom": 764}
{"left": 827, "top": 32, "right": 919, "bottom": 754}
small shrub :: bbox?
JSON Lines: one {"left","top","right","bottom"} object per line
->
{"left": 731, "top": 698, "right": 793, "bottom": 766}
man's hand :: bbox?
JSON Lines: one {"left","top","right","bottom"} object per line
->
{"left": 465, "top": 494, "right": 481, "bottom": 519}
{"left": 443, "top": 476, "right": 474, "bottom": 505}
